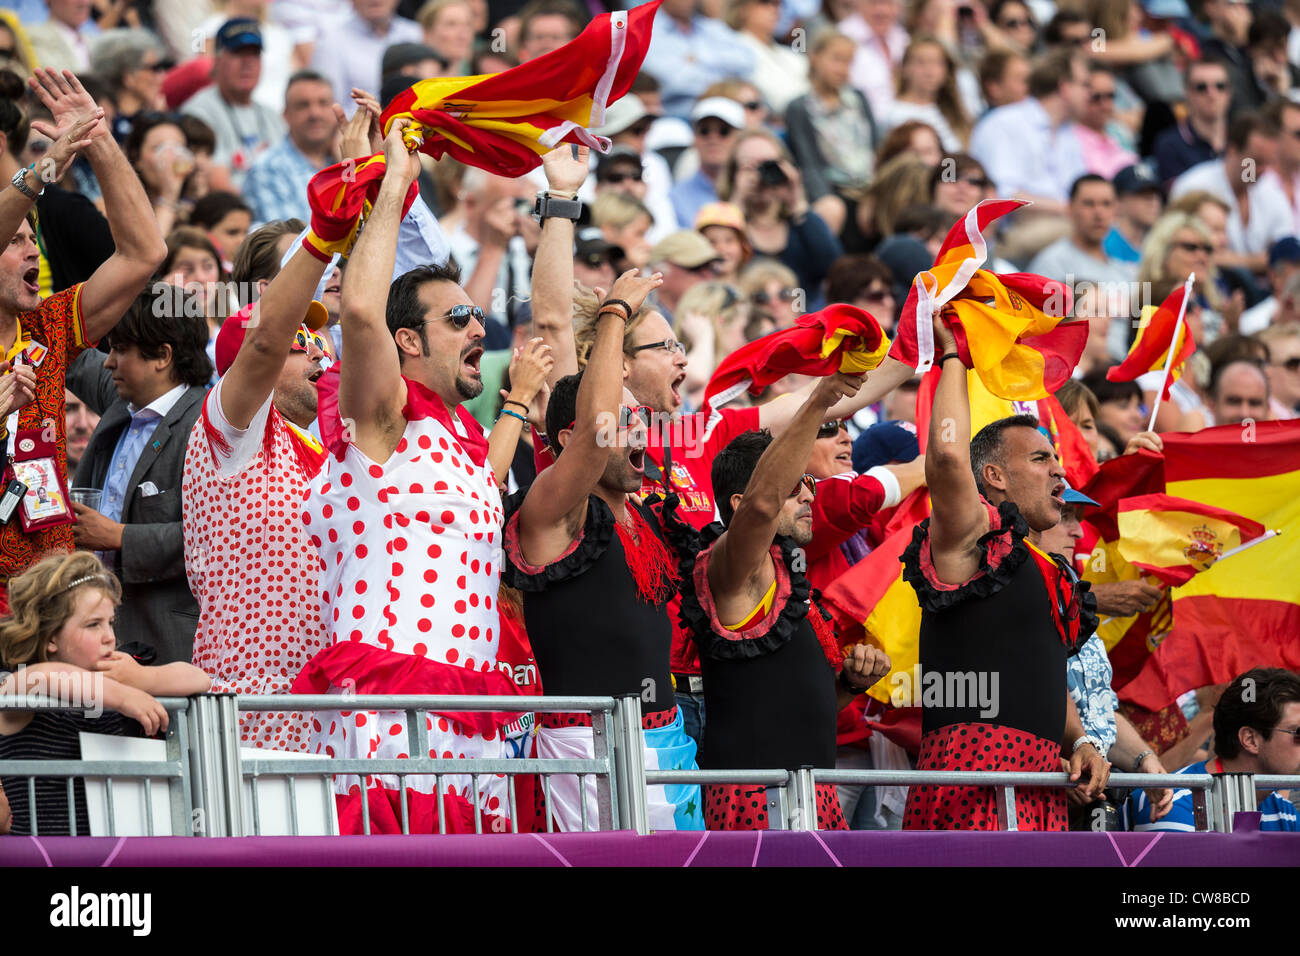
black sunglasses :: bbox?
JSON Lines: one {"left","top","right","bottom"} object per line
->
{"left": 1279, "top": 356, "right": 1300, "bottom": 372}
{"left": 1192, "top": 81, "right": 1229, "bottom": 93}
{"left": 601, "top": 169, "right": 642, "bottom": 184}
{"left": 816, "top": 420, "right": 847, "bottom": 439}
{"left": 439, "top": 304, "right": 486, "bottom": 329}
{"left": 1173, "top": 240, "right": 1214, "bottom": 256}
{"left": 1090, "top": 90, "right": 1115, "bottom": 103}
{"left": 752, "top": 287, "right": 798, "bottom": 305}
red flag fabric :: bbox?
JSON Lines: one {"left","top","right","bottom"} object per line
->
{"left": 302, "top": 154, "right": 419, "bottom": 262}
{"left": 1106, "top": 282, "right": 1194, "bottom": 402}
{"left": 702, "top": 303, "right": 888, "bottom": 413}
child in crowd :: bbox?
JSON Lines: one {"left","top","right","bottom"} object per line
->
{"left": 0, "top": 552, "right": 210, "bottom": 835}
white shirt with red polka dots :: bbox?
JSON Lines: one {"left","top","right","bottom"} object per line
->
{"left": 301, "top": 394, "right": 510, "bottom": 821}
{"left": 182, "top": 379, "right": 327, "bottom": 753}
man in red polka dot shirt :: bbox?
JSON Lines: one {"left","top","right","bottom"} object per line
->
{"left": 182, "top": 220, "right": 333, "bottom": 754}
{"left": 294, "top": 121, "right": 521, "bottom": 834}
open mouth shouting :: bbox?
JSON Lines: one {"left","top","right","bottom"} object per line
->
{"left": 628, "top": 446, "right": 646, "bottom": 476}
{"left": 461, "top": 346, "right": 483, "bottom": 379}
{"left": 1049, "top": 481, "right": 1066, "bottom": 510}
{"left": 670, "top": 371, "right": 686, "bottom": 408}
{"left": 21, "top": 266, "right": 39, "bottom": 296}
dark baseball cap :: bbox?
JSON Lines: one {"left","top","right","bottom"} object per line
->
{"left": 1113, "top": 162, "right": 1163, "bottom": 197}
{"left": 852, "top": 420, "right": 920, "bottom": 472}
{"left": 1269, "top": 236, "right": 1300, "bottom": 268}
{"left": 382, "top": 42, "right": 446, "bottom": 79}
{"left": 216, "top": 18, "right": 263, "bottom": 53}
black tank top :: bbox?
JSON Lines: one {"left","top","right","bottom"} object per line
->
{"left": 666, "top": 508, "right": 838, "bottom": 772}
{"left": 901, "top": 499, "right": 1097, "bottom": 743}
{"left": 503, "top": 495, "right": 675, "bottom": 713}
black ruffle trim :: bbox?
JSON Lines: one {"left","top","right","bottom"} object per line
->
{"left": 500, "top": 490, "right": 617, "bottom": 593}
{"left": 664, "top": 500, "right": 815, "bottom": 662}
{"left": 900, "top": 498, "right": 1033, "bottom": 614}
{"left": 1073, "top": 578, "right": 1100, "bottom": 655}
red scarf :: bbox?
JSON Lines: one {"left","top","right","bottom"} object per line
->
{"left": 613, "top": 505, "right": 676, "bottom": 605}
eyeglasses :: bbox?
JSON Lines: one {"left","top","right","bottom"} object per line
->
{"left": 1089, "top": 90, "right": 1116, "bottom": 103}
{"left": 752, "top": 287, "right": 798, "bottom": 305}
{"left": 1269, "top": 725, "right": 1300, "bottom": 742}
{"left": 438, "top": 304, "right": 486, "bottom": 329}
{"left": 789, "top": 474, "right": 817, "bottom": 498}
{"left": 292, "top": 327, "right": 330, "bottom": 354}
{"left": 140, "top": 61, "right": 169, "bottom": 73}
{"left": 1278, "top": 356, "right": 1300, "bottom": 372}
{"left": 686, "top": 260, "right": 723, "bottom": 276}
{"left": 858, "top": 287, "right": 893, "bottom": 305}
{"left": 628, "top": 338, "right": 687, "bottom": 356}
{"left": 627, "top": 120, "right": 655, "bottom": 137}
{"left": 816, "top": 420, "right": 847, "bottom": 439}
{"left": 1191, "top": 81, "right": 1229, "bottom": 93}
{"left": 998, "top": 16, "right": 1031, "bottom": 28}
{"left": 958, "top": 175, "right": 991, "bottom": 188}
{"left": 695, "top": 121, "right": 734, "bottom": 138}
{"left": 578, "top": 253, "right": 612, "bottom": 268}
{"left": 601, "top": 169, "right": 643, "bottom": 184}
{"left": 1173, "top": 240, "right": 1214, "bottom": 256}
{"left": 568, "top": 403, "right": 653, "bottom": 432}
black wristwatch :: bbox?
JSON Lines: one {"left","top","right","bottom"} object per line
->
{"left": 838, "top": 670, "right": 868, "bottom": 696}
{"left": 533, "top": 192, "right": 582, "bottom": 222}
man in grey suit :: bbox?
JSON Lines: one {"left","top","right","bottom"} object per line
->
{"left": 65, "top": 287, "right": 213, "bottom": 664}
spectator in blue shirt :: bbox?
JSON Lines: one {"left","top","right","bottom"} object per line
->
{"left": 1130, "top": 668, "right": 1300, "bottom": 831}
{"left": 1104, "top": 163, "right": 1165, "bottom": 265}
{"left": 642, "top": 0, "right": 756, "bottom": 120}
{"left": 670, "top": 96, "right": 744, "bottom": 229}
{"left": 1151, "top": 59, "right": 1230, "bottom": 184}
{"left": 243, "top": 70, "right": 339, "bottom": 225}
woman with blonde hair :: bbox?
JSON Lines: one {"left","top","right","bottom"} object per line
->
{"left": 418, "top": 0, "right": 476, "bottom": 76}
{"left": 882, "top": 35, "right": 972, "bottom": 150}
{"left": 854, "top": 154, "right": 935, "bottom": 248}
{"left": 0, "top": 552, "right": 210, "bottom": 836}
{"left": 591, "top": 192, "right": 654, "bottom": 270}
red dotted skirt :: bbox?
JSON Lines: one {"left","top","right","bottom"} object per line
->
{"left": 902, "top": 722, "right": 1066, "bottom": 831}
{"left": 703, "top": 782, "right": 846, "bottom": 831}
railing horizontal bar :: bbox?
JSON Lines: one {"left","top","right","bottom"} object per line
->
{"left": 0, "top": 697, "right": 191, "bottom": 711}
{"left": 645, "top": 770, "right": 790, "bottom": 786}
{"left": 813, "top": 770, "right": 1217, "bottom": 789}
{"left": 0, "top": 761, "right": 184, "bottom": 777}
{"left": 235, "top": 695, "right": 616, "bottom": 712}
{"left": 1252, "top": 775, "right": 1300, "bottom": 788}
{"left": 241, "top": 759, "right": 609, "bottom": 775}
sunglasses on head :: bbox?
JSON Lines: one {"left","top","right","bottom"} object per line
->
{"left": 816, "top": 420, "right": 847, "bottom": 439}
{"left": 441, "top": 304, "right": 486, "bottom": 329}
{"left": 752, "top": 287, "right": 798, "bottom": 305}
{"left": 1192, "top": 81, "right": 1229, "bottom": 93}
{"left": 291, "top": 327, "right": 330, "bottom": 354}
{"left": 789, "top": 474, "right": 817, "bottom": 498}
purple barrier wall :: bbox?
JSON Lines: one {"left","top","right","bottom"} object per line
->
{"left": 4, "top": 826, "right": 1299, "bottom": 867}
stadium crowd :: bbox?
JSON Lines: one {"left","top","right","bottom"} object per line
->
{"left": 0, "top": 0, "right": 1296, "bottom": 837}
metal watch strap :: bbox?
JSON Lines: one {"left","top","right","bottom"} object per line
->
{"left": 11, "top": 165, "right": 41, "bottom": 200}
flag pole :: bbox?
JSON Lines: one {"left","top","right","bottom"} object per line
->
{"left": 1146, "top": 272, "right": 1195, "bottom": 433}
{"left": 1218, "top": 528, "right": 1281, "bottom": 562}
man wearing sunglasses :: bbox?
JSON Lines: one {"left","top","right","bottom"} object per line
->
{"left": 504, "top": 266, "right": 706, "bottom": 831}
{"left": 1130, "top": 668, "right": 1300, "bottom": 831}
{"left": 1153, "top": 59, "right": 1232, "bottom": 184}
{"left": 183, "top": 217, "right": 333, "bottom": 754}
{"left": 296, "top": 120, "right": 519, "bottom": 834}
{"left": 667, "top": 372, "right": 892, "bottom": 830}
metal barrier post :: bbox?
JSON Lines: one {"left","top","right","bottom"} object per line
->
{"left": 764, "top": 784, "right": 789, "bottom": 830}
{"left": 787, "top": 767, "right": 817, "bottom": 831}
{"left": 995, "top": 786, "right": 1020, "bottom": 831}
{"left": 612, "top": 694, "right": 649, "bottom": 834}
{"left": 167, "top": 702, "right": 194, "bottom": 836}
{"left": 187, "top": 693, "right": 245, "bottom": 837}
{"left": 591, "top": 706, "right": 617, "bottom": 831}
{"left": 1211, "top": 772, "right": 1256, "bottom": 833}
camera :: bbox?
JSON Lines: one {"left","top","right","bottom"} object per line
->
{"left": 757, "top": 159, "right": 788, "bottom": 187}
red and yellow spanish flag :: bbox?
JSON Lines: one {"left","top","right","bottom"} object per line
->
{"left": 1116, "top": 422, "right": 1299, "bottom": 710}
{"left": 304, "top": 2, "right": 660, "bottom": 257}
{"left": 888, "top": 199, "right": 1087, "bottom": 400}
{"left": 1117, "top": 493, "right": 1265, "bottom": 587}
{"left": 702, "top": 303, "right": 889, "bottom": 415}
{"left": 1106, "top": 282, "right": 1194, "bottom": 402}
{"left": 302, "top": 153, "right": 419, "bottom": 262}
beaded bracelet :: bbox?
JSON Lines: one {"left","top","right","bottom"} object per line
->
{"left": 497, "top": 408, "right": 528, "bottom": 425}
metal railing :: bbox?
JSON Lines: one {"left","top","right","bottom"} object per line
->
{"left": 0, "top": 691, "right": 1285, "bottom": 837}
{"left": 0, "top": 696, "right": 193, "bottom": 837}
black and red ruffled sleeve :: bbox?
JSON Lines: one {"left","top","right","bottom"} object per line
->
{"left": 900, "top": 498, "right": 1032, "bottom": 614}
{"left": 501, "top": 491, "right": 616, "bottom": 593}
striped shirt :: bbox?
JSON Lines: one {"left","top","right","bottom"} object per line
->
{"left": 1128, "top": 760, "right": 1300, "bottom": 832}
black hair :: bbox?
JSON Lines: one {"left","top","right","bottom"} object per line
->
{"left": 1069, "top": 173, "right": 1112, "bottom": 200}
{"left": 0, "top": 69, "right": 30, "bottom": 157}
{"left": 178, "top": 114, "right": 216, "bottom": 156}
{"left": 191, "top": 190, "right": 253, "bottom": 230}
{"left": 969, "top": 413, "right": 1041, "bottom": 496}
{"left": 1042, "top": 9, "right": 1088, "bottom": 44}
{"left": 385, "top": 261, "right": 465, "bottom": 346}
{"left": 123, "top": 110, "right": 183, "bottom": 167}
{"left": 545, "top": 371, "right": 583, "bottom": 451}
{"left": 1214, "top": 668, "right": 1300, "bottom": 760}
{"left": 105, "top": 287, "right": 214, "bottom": 388}
{"left": 825, "top": 254, "right": 893, "bottom": 306}
{"left": 711, "top": 429, "right": 773, "bottom": 525}
{"left": 285, "top": 69, "right": 332, "bottom": 92}
{"left": 1081, "top": 371, "right": 1142, "bottom": 406}
{"left": 1227, "top": 112, "right": 1280, "bottom": 153}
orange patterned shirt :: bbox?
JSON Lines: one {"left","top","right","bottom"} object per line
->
{"left": 0, "top": 284, "right": 91, "bottom": 583}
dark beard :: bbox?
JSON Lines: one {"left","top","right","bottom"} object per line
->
{"left": 455, "top": 372, "right": 484, "bottom": 400}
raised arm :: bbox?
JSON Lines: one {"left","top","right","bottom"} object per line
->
{"left": 924, "top": 318, "right": 989, "bottom": 585}
{"left": 530, "top": 146, "right": 587, "bottom": 386}
{"left": 28, "top": 69, "right": 166, "bottom": 342}
{"left": 337, "top": 121, "right": 421, "bottom": 461}
{"left": 710, "top": 372, "right": 862, "bottom": 598}
{"left": 488, "top": 337, "right": 553, "bottom": 486}
{"left": 757, "top": 355, "right": 914, "bottom": 435}
{"left": 517, "top": 270, "right": 662, "bottom": 564}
